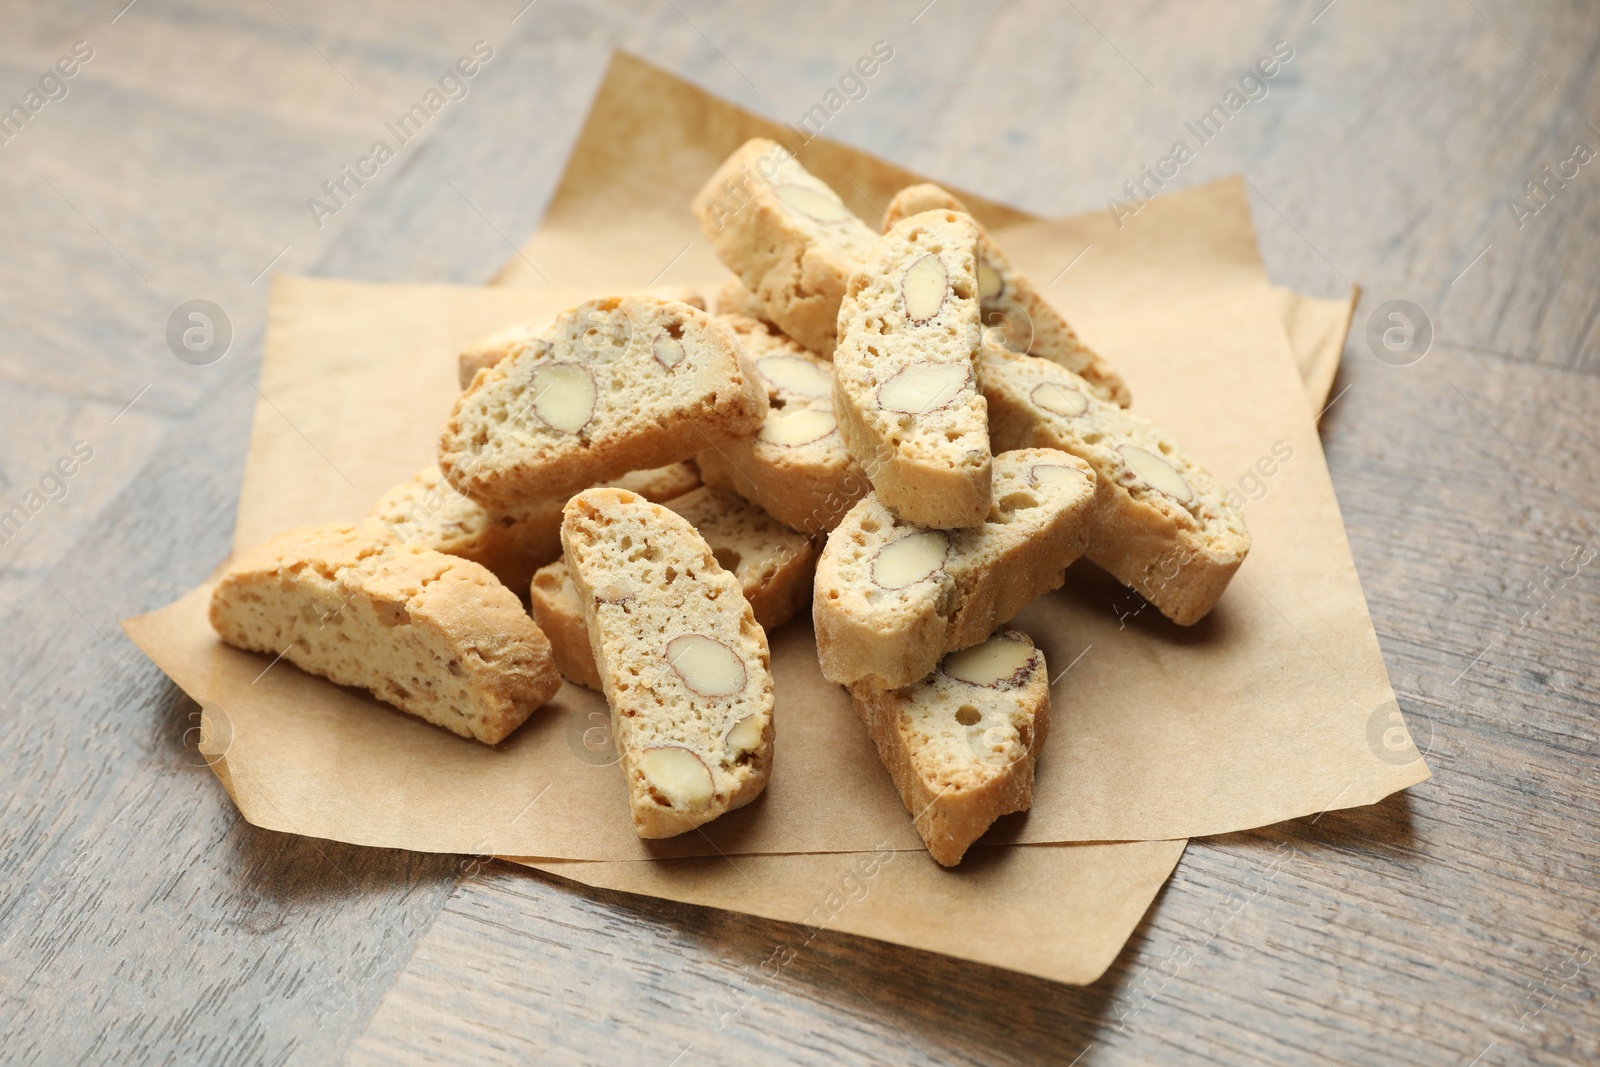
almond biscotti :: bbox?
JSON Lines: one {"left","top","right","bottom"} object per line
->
{"left": 693, "top": 138, "right": 879, "bottom": 356}
{"left": 531, "top": 485, "right": 817, "bottom": 690}
{"left": 439, "top": 295, "right": 766, "bottom": 510}
{"left": 695, "top": 314, "right": 868, "bottom": 535}
{"left": 209, "top": 522, "right": 561, "bottom": 744}
{"left": 983, "top": 354, "right": 1249, "bottom": 625}
{"left": 369, "top": 465, "right": 565, "bottom": 594}
{"left": 561, "top": 488, "right": 775, "bottom": 837}
{"left": 712, "top": 276, "right": 775, "bottom": 329}
{"left": 832, "top": 209, "right": 990, "bottom": 529}
{"left": 849, "top": 629, "right": 1050, "bottom": 866}
{"left": 814, "top": 448, "right": 1096, "bottom": 689}
{"left": 883, "top": 184, "right": 1130, "bottom": 407}
{"left": 368, "top": 463, "right": 702, "bottom": 594}
{"left": 456, "top": 287, "right": 709, "bottom": 388}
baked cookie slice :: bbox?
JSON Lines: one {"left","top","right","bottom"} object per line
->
{"left": 814, "top": 448, "right": 1095, "bottom": 689}
{"left": 209, "top": 522, "right": 561, "bottom": 744}
{"left": 368, "top": 462, "right": 702, "bottom": 595}
{"left": 693, "top": 138, "right": 879, "bottom": 356}
{"left": 561, "top": 488, "right": 775, "bottom": 838}
{"left": 440, "top": 295, "right": 766, "bottom": 510}
{"left": 850, "top": 629, "right": 1050, "bottom": 866}
{"left": 456, "top": 287, "right": 709, "bottom": 388}
{"left": 369, "top": 465, "right": 565, "bottom": 594}
{"left": 983, "top": 354, "right": 1249, "bottom": 624}
{"left": 695, "top": 315, "right": 868, "bottom": 535}
{"left": 532, "top": 485, "right": 817, "bottom": 690}
{"left": 883, "top": 184, "right": 1131, "bottom": 407}
{"left": 712, "top": 276, "right": 776, "bottom": 329}
{"left": 832, "top": 208, "right": 990, "bottom": 529}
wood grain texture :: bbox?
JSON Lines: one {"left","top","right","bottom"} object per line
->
{"left": 0, "top": 0, "right": 1596, "bottom": 1064}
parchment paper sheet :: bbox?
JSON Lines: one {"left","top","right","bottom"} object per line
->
{"left": 118, "top": 51, "right": 1411, "bottom": 985}
{"left": 123, "top": 166, "right": 1423, "bottom": 863}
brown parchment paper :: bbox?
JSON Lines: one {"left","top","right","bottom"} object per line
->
{"left": 1276, "top": 286, "right": 1357, "bottom": 414}
{"left": 122, "top": 174, "right": 1421, "bottom": 866}
{"left": 184, "top": 707, "right": 1183, "bottom": 988}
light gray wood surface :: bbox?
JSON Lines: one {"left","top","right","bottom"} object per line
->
{"left": 1, "top": 1, "right": 1596, "bottom": 1064}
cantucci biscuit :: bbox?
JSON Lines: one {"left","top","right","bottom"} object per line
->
{"left": 693, "top": 138, "right": 879, "bottom": 356}
{"left": 368, "top": 463, "right": 702, "bottom": 594}
{"left": 527, "top": 558, "right": 602, "bottom": 690}
{"left": 695, "top": 314, "right": 868, "bottom": 535}
{"left": 532, "top": 485, "right": 817, "bottom": 690}
{"left": 882, "top": 184, "right": 1130, "bottom": 407}
{"left": 209, "top": 522, "right": 561, "bottom": 745}
{"left": 832, "top": 208, "right": 990, "bottom": 529}
{"left": 456, "top": 287, "right": 709, "bottom": 388}
{"left": 712, "top": 276, "right": 776, "bottom": 328}
{"left": 849, "top": 629, "right": 1049, "bottom": 866}
{"left": 613, "top": 462, "right": 702, "bottom": 502}
{"left": 439, "top": 295, "right": 766, "bottom": 510}
{"left": 560, "top": 488, "right": 775, "bottom": 838}
{"left": 813, "top": 448, "right": 1095, "bottom": 689}
{"left": 369, "top": 465, "right": 564, "bottom": 594}
{"left": 983, "top": 354, "right": 1249, "bottom": 625}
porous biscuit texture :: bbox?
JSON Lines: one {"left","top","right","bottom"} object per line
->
{"left": 883, "top": 184, "right": 1131, "bottom": 407}
{"left": 457, "top": 287, "right": 708, "bottom": 388}
{"left": 561, "top": 488, "right": 775, "bottom": 838}
{"left": 209, "top": 522, "right": 561, "bottom": 744}
{"left": 983, "top": 353, "right": 1249, "bottom": 624}
{"left": 850, "top": 629, "right": 1050, "bottom": 866}
{"left": 695, "top": 314, "right": 868, "bottom": 535}
{"left": 693, "top": 138, "right": 879, "bottom": 356}
{"left": 440, "top": 295, "right": 765, "bottom": 510}
{"left": 832, "top": 209, "right": 991, "bottom": 529}
{"left": 531, "top": 485, "right": 817, "bottom": 690}
{"left": 813, "top": 448, "right": 1096, "bottom": 689}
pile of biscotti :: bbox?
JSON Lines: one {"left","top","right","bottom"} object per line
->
{"left": 210, "top": 138, "right": 1250, "bottom": 865}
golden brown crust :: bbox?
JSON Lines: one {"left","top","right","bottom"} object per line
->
{"left": 209, "top": 522, "right": 561, "bottom": 744}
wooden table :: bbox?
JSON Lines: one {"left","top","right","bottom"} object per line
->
{"left": 3, "top": 2, "right": 1596, "bottom": 1063}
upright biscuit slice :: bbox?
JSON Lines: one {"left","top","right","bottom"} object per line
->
{"left": 883, "top": 184, "right": 1131, "bottom": 407}
{"left": 209, "top": 522, "right": 561, "bottom": 744}
{"left": 695, "top": 314, "right": 868, "bottom": 535}
{"left": 457, "top": 287, "right": 709, "bottom": 388}
{"left": 814, "top": 448, "right": 1095, "bottom": 689}
{"left": 532, "top": 485, "right": 817, "bottom": 690}
{"left": 850, "top": 630, "right": 1050, "bottom": 866}
{"left": 984, "top": 354, "right": 1249, "bottom": 624}
{"left": 440, "top": 295, "right": 766, "bottom": 510}
{"left": 693, "top": 138, "right": 879, "bottom": 356}
{"left": 832, "top": 209, "right": 990, "bottom": 529}
{"left": 367, "top": 462, "right": 702, "bottom": 595}
{"left": 561, "top": 488, "right": 775, "bottom": 838}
